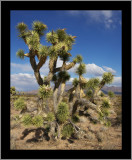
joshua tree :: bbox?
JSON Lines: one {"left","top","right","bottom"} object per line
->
{"left": 69, "top": 62, "right": 88, "bottom": 115}
{"left": 93, "top": 72, "right": 114, "bottom": 98}
{"left": 16, "top": 21, "right": 81, "bottom": 87}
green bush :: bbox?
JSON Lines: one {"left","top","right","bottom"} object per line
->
{"left": 102, "top": 99, "right": 110, "bottom": 108}
{"left": 62, "top": 123, "right": 74, "bottom": 138}
{"left": 56, "top": 102, "right": 69, "bottom": 124}
{"left": 108, "top": 91, "right": 115, "bottom": 98}
{"left": 101, "top": 108, "right": 109, "bottom": 117}
{"left": 46, "top": 112, "right": 55, "bottom": 122}
{"left": 22, "top": 114, "right": 32, "bottom": 126}
{"left": 32, "top": 115, "right": 44, "bottom": 127}
{"left": 14, "top": 97, "right": 26, "bottom": 110}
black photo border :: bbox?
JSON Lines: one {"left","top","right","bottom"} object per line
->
{"left": 1, "top": 1, "right": 131, "bottom": 159}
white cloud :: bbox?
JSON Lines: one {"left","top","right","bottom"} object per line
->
{"left": 67, "top": 10, "right": 118, "bottom": 29}
{"left": 11, "top": 63, "right": 33, "bottom": 72}
{"left": 69, "top": 63, "right": 105, "bottom": 76}
{"left": 103, "top": 66, "right": 116, "bottom": 74}
{"left": 11, "top": 73, "right": 39, "bottom": 91}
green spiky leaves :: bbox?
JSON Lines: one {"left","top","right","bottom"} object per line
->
{"left": 56, "top": 29, "right": 67, "bottom": 41}
{"left": 46, "top": 31, "right": 58, "bottom": 44}
{"left": 58, "top": 71, "right": 70, "bottom": 82}
{"left": 39, "top": 45, "right": 49, "bottom": 57}
{"left": 32, "top": 21, "right": 47, "bottom": 36}
{"left": 76, "top": 63, "right": 86, "bottom": 76}
{"left": 102, "top": 72, "right": 114, "bottom": 84}
{"left": 73, "top": 55, "right": 83, "bottom": 63}
{"left": 72, "top": 78, "right": 79, "bottom": 87}
{"left": 16, "top": 49, "right": 25, "bottom": 59}
{"left": 38, "top": 85, "right": 53, "bottom": 99}
{"left": 86, "top": 78, "right": 100, "bottom": 90}
{"left": 26, "top": 31, "right": 40, "bottom": 51}
{"left": 16, "top": 22, "right": 27, "bottom": 33}
{"left": 56, "top": 102, "right": 69, "bottom": 124}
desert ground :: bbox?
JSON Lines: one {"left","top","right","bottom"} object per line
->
{"left": 10, "top": 94, "right": 122, "bottom": 150}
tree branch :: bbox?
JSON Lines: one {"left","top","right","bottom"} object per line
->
{"left": 37, "top": 56, "right": 47, "bottom": 71}
{"left": 65, "top": 61, "right": 76, "bottom": 70}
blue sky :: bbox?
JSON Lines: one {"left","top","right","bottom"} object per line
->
{"left": 10, "top": 10, "right": 122, "bottom": 91}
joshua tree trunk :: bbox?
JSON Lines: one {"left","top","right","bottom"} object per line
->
{"left": 53, "top": 79, "right": 61, "bottom": 113}
{"left": 57, "top": 82, "right": 65, "bottom": 106}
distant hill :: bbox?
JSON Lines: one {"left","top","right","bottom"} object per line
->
{"left": 23, "top": 85, "right": 122, "bottom": 95}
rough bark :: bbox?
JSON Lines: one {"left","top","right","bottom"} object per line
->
{"left": 57, "top": 82, "right": 65, "bottom": 106}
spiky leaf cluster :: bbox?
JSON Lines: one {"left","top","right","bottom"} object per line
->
{"left": 102, "top": 72, "right": 114, "bottom": 84}
{"left": 62, "top": 123, "right": 74, "bottom": 138}
{"left": 16, "top": 22, "right": 27, "bottom": 33}
{"left": 58, "top": 71, "right": 70, "bottom": 82}
{"left": 59, "top": 53, "right": 70, "bottom": 62}
{"left": 73, "top": 55, "right": 83, "bottom": 63}
{"left": 86, "top": 78, "right": 100, "bottom": 90}
{"left": 16, "top": 49, "right": 25, "bottom": 59}
{"left": 22, "top": 114, "right": 32, "bottom": 126}
{"left": 102, "top": 98, "right": 110, "bottom": 108}
{"left": 72, "top": 78, "right": 79, "bottom": 87}
{"left": 56, "top": 102, "right": 69, "bottom": 124}
{"left": 39, "top": 45, "right": 49, "bottom": 57}
{"left": 26, "top": 31, "right": 40, "bottom": 51}
{"left": 14, "top": 97, "right": 26, "bottom": 110}
{"left": 32, "top": 21, "right": 47, "bottom": 36}
{"left": 46, "top": 31, "right": 58, "bottom": 44}
{"left": 56, "top": 29, "right": 67, "bottom": 41}
{"left": 32, "top": 115, "right": 44, "bottom": 127}
{"left": 46, "top": 112, "right": 55, "bottom": 122}
{"left": 76, "top": 63, "right": 86, "bottom": 76}
{"left": 38, "top": 85, "right": 53, "bottom": 99}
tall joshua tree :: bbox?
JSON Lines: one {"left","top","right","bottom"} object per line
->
{"left": 16, "top": 21, "right": 82, "bottom": 86}
{"left": 69, "top": 62, "right": 87, "bottom": 115}
{"left": 93, "top": 72, "right": 114, "bottom": 97}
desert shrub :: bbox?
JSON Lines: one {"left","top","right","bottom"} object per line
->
{"left": 62, "top": 123, "right": 74, "bottom": 138}
{"left": 100, "top": 92, "right": 105, "bottom": 97}
{"left": 56, "top": 102, "right": 69, "bottom": 124}
{"left": 22, "top": 114, "right": 32, "bottom": 126}
{"left": 72, "top": 114, "right": 80, "bottom": 123}
{"left": 102, "top": 99, "right": 110, "bottom": 108}
{"left": 101, "top": 108, "right": 109, "bottom": 117}
{"left": 32, "top": 115, "right": 44, "bottom": 127}
{"left": 14, "top": 97, "right": 26, "bottom": 110}
{"left": 46, "top": 112, "right": 55, "bottom": 122}
{"left": 108, "top": 91, "right": 115, "bottom": 98}
{"left": 104, "top": 120, "right": 111, "bottom": 127}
